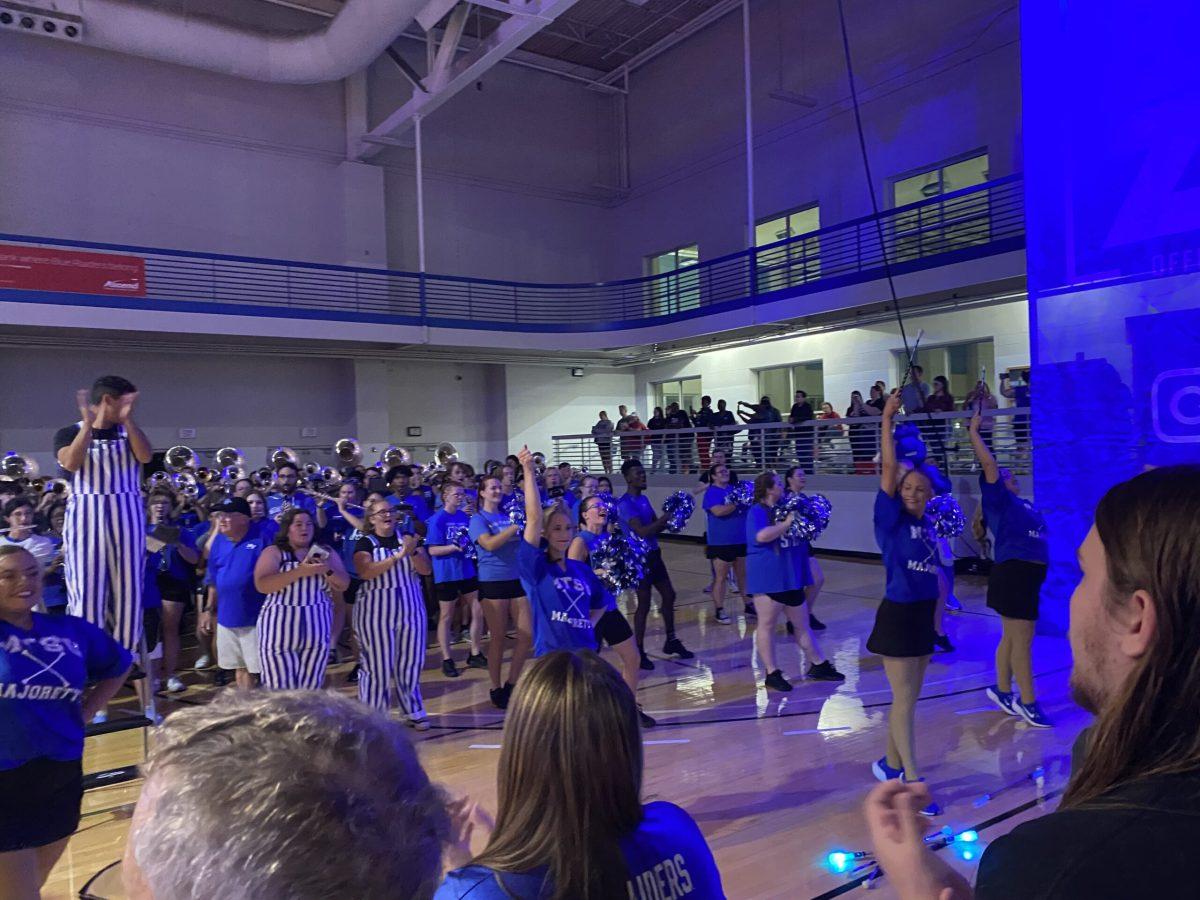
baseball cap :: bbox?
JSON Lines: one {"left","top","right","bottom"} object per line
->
{"left": 214, "top": 497, "right": 252, "bottom": 517}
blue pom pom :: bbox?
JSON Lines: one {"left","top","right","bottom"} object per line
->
{"left": 591, "top": 526, "right": 648, "bottom": 591}
{"left": 661, "top": 490, "right": 696, "bottom": 532}
{"left": 726, "top": 481, "right": 753, "bottom": 509}
{"left": 502, "top": 493, "right": 526, "bottom": 529}
{"left": 927, "top": 494, "right": 965, "bottom": 538}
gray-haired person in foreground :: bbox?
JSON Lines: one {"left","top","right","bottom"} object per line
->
{"left": 122, "top": 691, "right": 450, "bottom": 899}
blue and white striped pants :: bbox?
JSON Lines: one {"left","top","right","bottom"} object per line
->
{"left": 353, "top": 586, "right": 427, "bottom": 718}
{"left": 258, "top": 599, "right": 332, "bottom": 691}
{"left": 64, "top": 493, "right": 145, "bottom": 653}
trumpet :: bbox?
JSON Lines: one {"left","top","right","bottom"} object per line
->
{"left": 1, "top": 452, "right": 39, "bottom": 481}
{"left": 145, "top": 471, "right": 173, "bottom": 489}
{"left": 164, "top": 445, "right": 196, "bottom": 472}
{"left": 333, "top": 438, "right": 362, "bottom": 468}
{"left": 532, "top": 451, "right": 547, "bottom": 473}
{"left": 215, "top": 447, "right": 245, "bottom": 469}
{"left": 32, "top": 476, "right": 70, "bottom": 495}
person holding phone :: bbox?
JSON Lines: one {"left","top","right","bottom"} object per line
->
{"left": 253, "top": 508, "right": 349, "bottom": 690}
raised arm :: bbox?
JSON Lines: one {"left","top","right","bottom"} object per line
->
{"left": 116, "top": 393, "right": 154, "bottom": 465}
{"left": 519, "top": 447, "right": 542, "bottom": 546}
{"left": 57, "top": 391, "right": 95, "bottom": 472}
{"left": 968, "top": 407, "right": 1000, "bottom": 483}
{"left": 880, "top": 390, "right": 902, "bottom": 496}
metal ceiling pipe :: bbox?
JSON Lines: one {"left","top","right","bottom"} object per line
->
{"left": 74, "top": 0, "right": 427, "bottom": 83}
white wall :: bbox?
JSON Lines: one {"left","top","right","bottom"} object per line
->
{"left": 632, "top": 298, "right": 1029, "bottom": 413}
{"left": 504, "top": 366, "right": 636, "bottom": 458}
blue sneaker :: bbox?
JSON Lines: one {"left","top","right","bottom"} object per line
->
{"left": 985, "top": 685, "right": 1019, "bottom": 716}
{"left": 1015, "top": 699, "right": 1053, "bottom": 728}
{"left": 872, "top": 756, "right": 904, "bottom": 782}
{"left": 902, "top": 776, "right": 942, "bottom": 816}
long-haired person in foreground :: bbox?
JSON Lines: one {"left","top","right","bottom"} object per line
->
{"left": 123, "top": 690, "right": 449, "bottom": 900}
{"left": 437, "top": 651, "right": 724, "bottom": 899}
{"left": 0, "top": 545, "right": 131, "bottom": 897}
{"left": 865, "top": 465, "right": 1200, "bottom": 899}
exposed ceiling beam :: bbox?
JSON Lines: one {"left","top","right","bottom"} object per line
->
{"left": 600, "top": 0, "right": 741, "bottom": 85}
{"left": 356, "top": 0, "right": 586, "bottom": 159}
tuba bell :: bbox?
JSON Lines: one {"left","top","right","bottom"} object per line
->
{"left": 221, "top": 465, "right": 248, "bottom": 484}
{"left": 435, "top": 442, "right": 459, "bottom": 467}
{"left": 215, "top": 447, "right": 245, "bottom": 469}
{"left": 381, "top": 445, "right": 412, "bottom": 468}
{"left": 145, "top": 471, "right": 172, "bottom": 489}
{"left": 268, "top": 447, "right": 300, "bottom": 471}
{"left": 333, "top": 438, "right": 362, "bottom": 468}
{"left": 1, "top": 452, "right": 39, "bottom": 482}
{"left": 164, "top": 445, "right": 196, "bottom": 472}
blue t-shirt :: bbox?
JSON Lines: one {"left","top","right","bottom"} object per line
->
{"left": 562, "top": 491, "right": 580, "bottom": 512}
{"left": 745, "top": 504, "right": 794, "bottom": 594}
{"left": 703, "top": 485, "right": 747, "bottom": 546}
{"left": 42, "top": 536, "right": 67, "bottom": 610}
{"left": 389, "top": 491, "right": 431, "bottom": 521}
{"left": 469, "top": 510, "right": 520, "bottom": 582}
{"left": 426, "top": 509, "right": 477, "bottom": 583}
{"left": 206, "top": 531, "right": 268, "bottom": 628}
{"left": 618, "top": 493, "right": 659, "bottom": 552}
{"left": 577, "top": 528, "right": 605, "bottom": 557}
{"left": 435, "top": 801, "right": 725, "bottom": 899}
{"left": 517, "top": 540, "right": 609, "bottom": 657}
{"left": 266, "top": 491, "right": 318, "bottom": 521}
{"left": 1, "top": 613, "right": 132, "bottom": 770}
{"left": 873, "top": 490, "right": 940, "bottom": 603}
{"left": 980, "top": 477, "right": 1048, "bottom": 564}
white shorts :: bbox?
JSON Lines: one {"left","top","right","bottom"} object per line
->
{"left": 217, "top": 624, "right": 261, "bottom": 674}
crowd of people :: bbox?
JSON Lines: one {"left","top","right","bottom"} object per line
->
{"left": 3, "top": 373, "right": 1196, "bottom": 900}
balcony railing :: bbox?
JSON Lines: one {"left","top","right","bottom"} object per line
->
{"left": 0, "top": 175, "right": 1023, "bottom": 332}
{"left": 552, "top": 408, "right": 1032, "bottom": 478}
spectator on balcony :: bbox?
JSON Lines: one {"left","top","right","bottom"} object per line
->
{"left": 921, "top": 375, "right": 956, "bottom": 454}
{"left": 712, "top": 399, "right": 737, "bottom": 458}
{"left": 1000, "top": 370, "right": 1031, "bottom": 408}
{"left": 619, "top": 412, "right": 648, "bottom": 463}
{"left": 665, "top": 403, "right": 694, "bottom": 474}
{"left": 964, "top": 381, "right": 999, "bottom": 451}
{"left": 646, "top": 407, "right": 668, "bottom": 473}
{"left": 846, "top": 391, "right": 882, "bottom": 474}
{"left": 900, "top": 366, "right": 930, "bottom": 416}
{"left": 591, "top": 411, "right": 615, "bottom": 474}
{"left": 616, "top": 405, "right": 630, "bottom": 430}
{"left": 816, "top": 402, "right": 845, "bottom": 467}
{"left": 690, "top": 395, "right": 716, "bottom": 469}
{"left": 790, "top": 390, "right": 816, "bottom": 472}
{"left": 739, "top": 397, "right": 782, "bottom": 468}
{"left": 868, "top": 383, "right": 887, "bottom": 414}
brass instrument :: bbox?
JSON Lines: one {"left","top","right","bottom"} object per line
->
{"left": 303, "top": 462, "right": 320, "bottom": 478}
{"left": 251, "top": 467, "right": 274, "bottom": 489}
{"left": 32, "top": 476, "right": 69, "bottom": 495}
{"left": 221, "top": 465, "right": 249, "bottom": 484}
{"left": 268, "top": 447, "right": 300, "bottom": 470}
{"left": 381, "top": 445, "right": 413, "bottom": 468}
{"left": 173, "top": 472, "right": 200, "bottom": 498}
{"left": 482, "top": 458, "right": 503, "bottom": 474}
{"left": 164, "top": 445, "right": 196, "bottom": 472}
{"left": 333, "top": 438, "right": 362, "bottom": 468}
{"left": 531, "top": 451, "right": 547, "bottom": 473}
{"left": 146, "top": 471, "right": 172, "bottom": 489}
{"left": 215, "top": 447, "right": 245, "bottom": 469}
{"left": 1, "top": 452, "right": 39, "bottom": 482}
{"left": 435, "top": 442, "right": 459, "bottom": 467}
{"left": 195, "top": 466, "right": 220, "bottom": 484}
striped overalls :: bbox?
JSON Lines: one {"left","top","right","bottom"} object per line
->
{"left": 353, "top": 535, "right": 427, "bottom": 719}
{"left": 258, "top": 549, "right": 333, "bottom": 690}
{"left": 64, "top": 423, "right": 146, "bottom": 652}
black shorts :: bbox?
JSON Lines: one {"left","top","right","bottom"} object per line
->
{"left": 479, "top": 579, "right": 525, "bottom": 601}
{"left": 143, "top": 605, "right": 162, "bottom": 650}
{"left": 434, "top": 578, "right": 480, "bottom": 603}
{"left": 639, "top": 549, "right": 671, "bottom": 587}
{"left": 596, "top": 608, "right": 634, "bottom": 646}
{"left": 159, "top": 585, "right": 192, "bottom": 607}
{"left": 765, "top": 589, "right": 808, "bottom": 608}
{"left": 706, "top": 544, "right": 747, "bottom": 562}
{"left": 0, "top": 757, "right": 83, "bottom": 851}
{"left": 867, "top": 598, "right": 937, "bottom": 658}
{"left": 987, "top": 559, "right": 1047, "bottom": 621}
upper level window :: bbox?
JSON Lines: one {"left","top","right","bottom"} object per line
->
{"left": 755, "top": 205, "right": 821, "bottom": 292}
{"left": 645, "top": 244, "right": 700, "bottom": 315}
{"left": 890, "top": 153, "right": 990, "bottom": 261}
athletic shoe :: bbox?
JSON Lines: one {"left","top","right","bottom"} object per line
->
{"left": 729, "top": 575, "right": 741, "bottom": 594}
{"left": 933, "top": 633, "right": 955, "bottom": 653}
{"left": 441, "top": 659, "right": 460, "bottom": 678}
{"left": 345, "top": 664, "right": 360, "bottom": 685}
{"left": 91, "top": 710, "right": 108, "bottom": 725}
{"left": 1015, "top": 699, "right": 1053, "bottom": 728}
{"left": 714, "top": 608, "right": 732, "bottom": 625}
{"left": 872, "top": 756, "right": 904, "bottom": 782}
{"left": 663, "top": 638, "right": 694, "bottom": 660}
{"left": 702, "top": 583, "right": 713, "bottom": 594}
{"left": 454, "top": 628, "right": 470, "bottom": 645}
{"left": 744, "top": 603, "right": 757, "bottom": 618}
{"left": 502, "top": 682, "right": 515, "bottom": 705}
{"left": 806, "top": 660, "right": 846, "bottom": 682}
{"left": 809, "top": 613, "right": 827, "bottom": 631}
{"left": 490, "top": 687, "right": 509, "bottom": 709}
{"left": 638, "top": 706, "right": 657, "bottom": 728}
{"left": 639, "top": 652, "right": 655, "bottom": 671}
{"left": 407, "top": 716, "right": 431, "bottom": 732}
{"left": 213, "top": 669, "right": 230, "bottom": 687}
{"left": 764, "top": 669, "right": 793, "bottom": 692}
{"left": 466, "top": 652, "right": 488, "bottom": 669}
{"left": 985, "top": 685, "right": 1018, "bottom": 716}
{"left": 902, "top": 776, "right": 942, "bottom": 816}
{"left": 945, "top": 595, "right": 963, "bottom": 612}
{"left": 194, "top": 654, "right": 213, "bottom": 670}
{"left": 165, "top": 676, "right": 186, "bottom": 694}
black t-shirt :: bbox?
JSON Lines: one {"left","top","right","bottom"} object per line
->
{"left": 354, "top": 534, "right": 401, "bottom": 555}
{"left": 789, "top": 402, "right": 814, "bottom": 424}
{"left": 976, "top": 771, "right": 1200, "bottom": 899}
{"left": 53, "top": 424, "right": 122, "bottom": 454}
{"left": 713, "top": 410, "right": 736, "bottom": 428}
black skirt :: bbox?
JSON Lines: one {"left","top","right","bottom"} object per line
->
{"left": 0, "top": 757, "right": 83, "bottom": 851}
{"left": 987, "top": 559, "right": 1047, "bottom": 621}
{"left": 867, "top": 598, "right": 937, "bottom": 658}
{"left": 479, "top": 579, "right": 525, "bottom": 601}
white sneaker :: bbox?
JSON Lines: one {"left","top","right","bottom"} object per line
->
{"left": 91, "top": 710, "right": 108, "bottom": 724}
{"left": 194, "top": 654, "right": 213, "bottom": 670}
{"left": 407, "top": 716, "right": 431, "bottom": 732}
{"left": 166, "top": 676, "right": 186, "bottom": 693}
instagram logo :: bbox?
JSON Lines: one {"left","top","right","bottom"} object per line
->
{"left": 1152, "top": 368, "right": 1200, "bottom": 443}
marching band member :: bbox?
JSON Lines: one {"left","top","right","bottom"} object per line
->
{"left": 201, "top": 498, "right": 267, "bottom": 691}
{"left": 427, "top": 484, "right": 486, "bottom": 678}
{"left": 39, "top": 502, "right": 68, "bottom": 615}
{"left": 386, "top": 465, "right": 431, "bottom": 520}
{"left": 353, "top": 499, "right": 432, "bottom": 729}
{"left": 55, "top": 377, "right": 153, "bottom": 654}
{"left": 265, "top": 463, "right": 324, "bottom": 528}
{"left": 252, "top": 508, "right": 349, "bottom": 691}
{"left": 245, "top": 490, "right": 279, "bottom": 543}
{"left": 617, "top": 460, "right": 692, "bottom": 670}
{"left": 146, "top": 493, "right": 199, "bottom": 694}
{"left": 470, "top": 474, "right": 532, "bottom": 709}
{"left": 0, "top": 498, "right": 57, "bottom": 574}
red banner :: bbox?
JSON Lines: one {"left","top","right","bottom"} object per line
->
{"left": 0, "top": 244, "right": 146, "bottom": 297}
